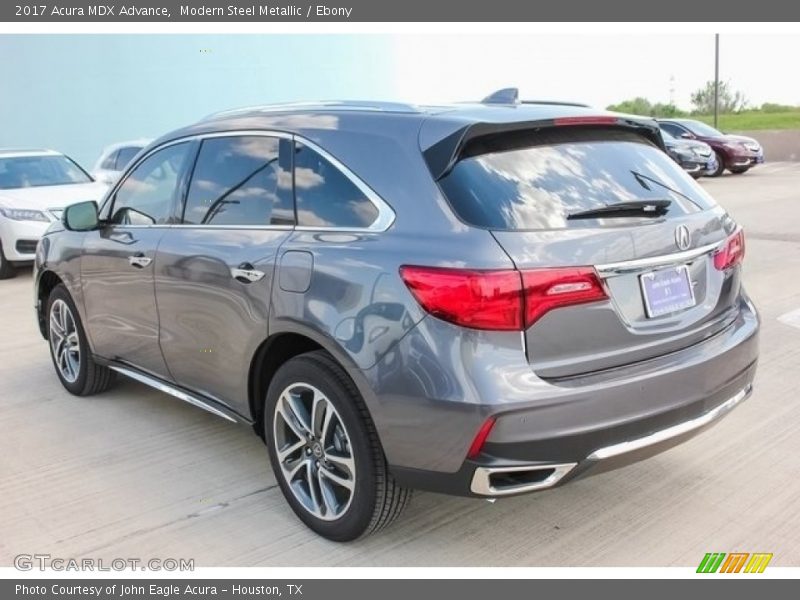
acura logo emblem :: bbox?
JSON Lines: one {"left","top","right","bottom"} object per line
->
{"left": 675, "top": 225, "right": 691, "bottom": 250}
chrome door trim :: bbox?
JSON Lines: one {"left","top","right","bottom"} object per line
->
{"left": 109, "top": 364, "right": 238, "bottom": 423}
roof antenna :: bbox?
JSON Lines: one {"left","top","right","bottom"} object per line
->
{"left": 481, "top": 88, "right": 519, "bottom": 105}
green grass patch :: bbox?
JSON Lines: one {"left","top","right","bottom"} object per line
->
{"left": 694, "top": 111, "right": 800, "bottom": 131}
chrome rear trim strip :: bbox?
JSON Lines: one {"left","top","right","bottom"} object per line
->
{"left": 110, "top": 365, "right": 237, "bottom": 423}
{"left": 588, "top": 384, "right": 752, "bottom": 461}
{"left": 595, "top": 240, "right": 723, "bottom": 276}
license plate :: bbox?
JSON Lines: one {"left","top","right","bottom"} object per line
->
{"left": 640, "top": 265, "right": 696, "bottom": 318}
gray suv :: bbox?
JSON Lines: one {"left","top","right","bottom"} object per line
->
{"left": 35, "top": 99, "right": 759, "bottom": 541}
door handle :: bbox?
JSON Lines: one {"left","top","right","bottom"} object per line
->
{"left": 128, "top": 253, "right": 152, "bottom": 268}
{"left": 231, "top": 263, "right": 265, "bottom": 283}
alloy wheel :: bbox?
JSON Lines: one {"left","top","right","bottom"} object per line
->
{"left": 273, "top": 383, "right": 356, "bottom": 521}
{"left": 49, "top": 299, "right": 81, "bottom": 383}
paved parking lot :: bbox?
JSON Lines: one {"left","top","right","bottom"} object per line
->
{"left": 2, "top": 163, "right": 799, "bottom": 567}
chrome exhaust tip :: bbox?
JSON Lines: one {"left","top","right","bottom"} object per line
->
{"left": 470, "top": 463, "right": 576, "bottom": 496}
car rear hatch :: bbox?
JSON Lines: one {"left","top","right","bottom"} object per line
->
{"left": 433, "top": 120, "right": 745, "bottom": 379}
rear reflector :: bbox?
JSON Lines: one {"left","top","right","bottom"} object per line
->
{"left": 713, "top": 229, "right": 745, "bottom": 271}
{"left": 399, "top": 265, "right": 607, "bottom": 331}
{"left": 467, "top": 416, "right": 496, "bottom": 459}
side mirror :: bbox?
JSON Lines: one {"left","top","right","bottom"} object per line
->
{"left": 680, "top": 132, "right": 694, "bottom": 139}
{"left": 63, "top": 201, "right": 100, "bottom": 231}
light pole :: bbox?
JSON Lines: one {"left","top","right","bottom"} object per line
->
{"left": 714, "top": 34, "right": 720, "bottom": 128}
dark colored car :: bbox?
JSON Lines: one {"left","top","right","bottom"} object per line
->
{"left": 34, "top": 98, "right": 759, "bottom": 541}
{"left": 657, "top": 119, "right": 764, "bottom": 177}
{"left": 660, "top": 129, "right": 717, "bottom": 179}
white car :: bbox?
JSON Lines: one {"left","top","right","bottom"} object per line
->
{"left": 0, "top": 149, "right": 108, "bottom": 279}
{"left": 92, "top": 139, "right": 150, "bottom": 184}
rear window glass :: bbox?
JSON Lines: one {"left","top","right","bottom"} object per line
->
{"left": 438, "top": 128, "right": 717, "bottom": 230}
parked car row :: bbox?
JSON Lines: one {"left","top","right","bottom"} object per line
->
{"left": 29, "top": 90, "right": 759, "bottom": 541}
{"left": 657, "top": 119, "right": 765, "bottom": 178}
{"left": 0, "top": 141, "right": 146, "bottom": 278}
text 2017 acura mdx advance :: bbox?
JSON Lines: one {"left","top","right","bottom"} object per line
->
{"left": 35, "top": 98, "right": 759, "bottom": 541}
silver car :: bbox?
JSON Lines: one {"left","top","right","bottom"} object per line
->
{"left": 35, "top": 97, "right": 759, "bottom": 541}
{"left": 91, "top": 139, "right": 150, "bottom": 184}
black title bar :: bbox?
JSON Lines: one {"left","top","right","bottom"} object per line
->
{"left": 3, "top": 0, "right": 800, "bottom": 22}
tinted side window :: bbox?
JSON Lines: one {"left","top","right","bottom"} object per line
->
{"left": 183, "top": 136, "right": 293, "bottom": 226}
{"left": 100, "top": 150, "right": 118, "bottom": 170}
{"left": 294, "top": 142, "right": 378, "bottom": 228}
{"left": 111, "top": 142, "right": 191, "bottom": 226}
{"left": 115, "top": 146, "right": 142, "bottom": 170}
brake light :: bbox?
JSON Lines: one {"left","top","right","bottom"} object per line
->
{"left": 399, "top": 265, "right": 607, "bottom": 331}
{"left": 713, "top": 229, "right": 745, "bottom": 271}
{"left": 467, "top": 416, "right": 496, "bottom": 459}
{"left": 521, "top": 268, "right": 608, "bottom": 326}
{"left": 553, "top": 116, "right": 619, "bottom": 126}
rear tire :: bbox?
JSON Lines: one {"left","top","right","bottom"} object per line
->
{"left": 708, "top": 151, "right": 726, "bottom": 177}
{"left": 46, "top": 284, "right": 115, "bottom": 396}
{"left": 264, "top": 350, "right": 411, "bottom": 541}
{"left": 0, "top": 242, "right": 16, "bottom": 280}
{"left": 729, "top": 167, "right": 749, "bottom": 175}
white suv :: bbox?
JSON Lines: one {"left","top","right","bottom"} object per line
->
{"left": 0, "top": 149, "right": 107, "bottom": 279}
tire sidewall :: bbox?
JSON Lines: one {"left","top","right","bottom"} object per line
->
{"left": 47, "top": 285, "right": 91, "bottom": 394}
{"left": 263, "top": 355, "right": 378, "bottom": 541}
{"left": 709, "top": 151, "right": 726, "bottom": 177}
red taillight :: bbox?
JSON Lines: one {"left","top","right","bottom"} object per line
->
{"left": 713, "top": 229, "right": 746, "bottom": 271}
{"left": 399, "top": 265, "right": 607, "bottom": 331}
{"left": 521, "top": 268, "right": 608, "bottom": 326}
{"left": 398, "top": 266, "right": 523, "bottom": 331}
{"left": 467, "top": 416, "right": 496, "bottom": 459}
{"left": 553, "top": 116, "right": 619, "bottom": 126}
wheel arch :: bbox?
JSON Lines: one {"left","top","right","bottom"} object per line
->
{"left": 248, "top": 324, "right": 378, "bottom": 438}
{"left": 36, "top": 270, "right": 65, "bottom": 339}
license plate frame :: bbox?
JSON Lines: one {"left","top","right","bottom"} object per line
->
{"left": 639, "top": 264, "right": 696, "bottom": 318}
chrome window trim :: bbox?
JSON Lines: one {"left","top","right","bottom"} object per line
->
{"left": 101, "top": 129, "right": 396, "bottom": 233}
{"left": 595, "top": 239, "right": 724, "bottom": 277}
{"left": 293, "top": 137, "right": 396, "bottom": 233}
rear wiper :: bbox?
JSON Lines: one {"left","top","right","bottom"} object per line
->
{"left": 566, "top": 199, "right": 671, "bottom": 220}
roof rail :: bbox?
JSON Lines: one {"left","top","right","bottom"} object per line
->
{"left": 203, "top": 100, "right": 420, "bottom": 121}
{"left": 480, "top": 88, "right": 589, "bottom": 108}
{"left": 520, "top": 99, "right": 591, "bottom": 108}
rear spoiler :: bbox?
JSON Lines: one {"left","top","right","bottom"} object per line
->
{"left": 423, "top": 115, "right": 665, "bottom": 181}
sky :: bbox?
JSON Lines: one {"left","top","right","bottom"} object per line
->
{"left": 1, "top": 34, "right": 798, "bottom": 167}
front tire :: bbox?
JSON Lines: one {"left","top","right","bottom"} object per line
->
{"left": 264, "top": 351, "right": 411, "bottom": 541}
{"left": 729, "top": 167, "right": 749, "bottom": 175}
{"left": 708, "top": 151, "right": 726, "bottom": 177}
{"left": 47, "top": 284, "right": 115, "bottom": 395}
{"left": 0, "top": 241, "right": 16, "bottom": 279}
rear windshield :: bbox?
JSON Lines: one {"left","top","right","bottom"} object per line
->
{"left": 438, "top": 127, "right": 717, "bottom": 230}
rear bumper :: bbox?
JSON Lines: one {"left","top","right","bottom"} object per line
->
{"left": 386, "top": 294, "right": 759, "bottom": 497}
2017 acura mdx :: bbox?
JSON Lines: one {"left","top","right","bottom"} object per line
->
{"left": 35, "top": 96, "right": 759, "bottom": 541}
